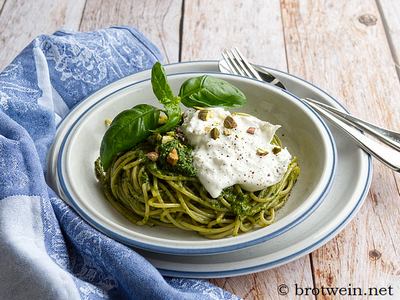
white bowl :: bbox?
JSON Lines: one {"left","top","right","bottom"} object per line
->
{"left": 57, "top": 72, "right": 337, "bottom": 255}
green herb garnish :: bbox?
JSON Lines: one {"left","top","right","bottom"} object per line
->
{"left": 151, "top": 62, "right": 182, "bottom": 133}
{"left": 99, "top": 62, "right": 247, "bottom": 171}
{"left": 100, "top": 104, "right": 160, "bottom": 170}
{"left": 179, "top": 75, "right": 246, "bottom": 108}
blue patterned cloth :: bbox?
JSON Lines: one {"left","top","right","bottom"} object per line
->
{"left": 0, "top": 27, "right": 239, "bottom": 300}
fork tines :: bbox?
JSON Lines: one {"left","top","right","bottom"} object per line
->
{"left": 222, "top": 48, "right": 263, "bottom": 80}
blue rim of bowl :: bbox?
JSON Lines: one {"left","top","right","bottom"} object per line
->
{"left": 57, "top": 70, "right": 338, "bottom": 255}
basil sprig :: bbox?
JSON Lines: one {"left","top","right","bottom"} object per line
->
{"left": 151, "top": 62, "right": 182, "bottom": 133}
{"left": 100, "top": 104, "right": 159, "bottom": 170}
{"left": 99, "top": 62, "right": 246, "bottom": 170}
{"left": 179, "top": 75, "right": 246, "bottom": 108}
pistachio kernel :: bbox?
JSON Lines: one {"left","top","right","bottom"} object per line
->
{"left": 166, "top": 131, "right": 175, "bottom": 137}
{"left": 272, "top": 146, "right": 282, "bottom": 154}
{"left": 204, "top": 126, "right": 212, "bottom": 133}
{"left": 161, "top": 135, "right": 174, "bottom": 144}
{"left": 155, "top": 133, "right": 163, "bottom": 142}
{"left": 146, "top": 151, "right": 159, "bottom": 161}
{"left": 198, "top": 109, "right": 212, "bottom": 121}
{"left": 104, "top": 119, "right": 112, "bottom": 126}
{"left": 167, "top": 148, "right": 179, "bottom": 166}
{"left": 210, "top": 127, "right": 220, "bottom": 140}
{"left": 224, "top": 116, "right": 237, "bottom": 129}
{"left": 223, "top": 128, "right": 232, "bottom": 136}
{"left": 247, "top": 127, "right": 256, "bottom": 134}
{"left": 256, "top": 148, "right": 268, "bottom": 156}
{"left": 158, "top": 114, "right": 168, "bottom": 125}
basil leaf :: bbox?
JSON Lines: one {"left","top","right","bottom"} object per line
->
{"left": 151, "top": 62, "right": 182, "bottom": 133}
{"left": 100, "top": 104, "right": 160, "bottom": 170}
{"left": 151, "top": 62, "right": 175, "bottom": 104}
{"left": 179, "top": 75, "right": 246, "bottom": 108}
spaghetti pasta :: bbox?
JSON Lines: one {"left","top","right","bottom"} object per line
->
{"left": 95, "top": 135, "right": 300, "bottom": 239}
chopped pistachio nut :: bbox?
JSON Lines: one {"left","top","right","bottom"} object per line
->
{"left": 272, "top": 146, "right": 282, "bottom": 154}
{"left": 210, "top": 127, "right": 220, "bottom": 140}
{"left": 198, "top": 109, "right": 213, "bottom": 121}
{"left": 204, "top": 126, "right": 212, "bottom": 133}
{"left": 104, "top": 119, "right": 112, "bottom": 126}
{"left": 146, "top": 151, "right": 159, "bottom": 161}
{"left": 158, "top": 114, "right": 168, "bottom": 125}
{"left": 223, "top": 116, "right": 237, "bottom": 129}
{"left": 223, "top": 128, "right": 232, "bottom": 136}
{"left": 166, "top": 131, "right": 176, "bottom": 137}
{"left": 155, "top": 133, "right": 163, "bottom": 142}
{"left": 161, "top": 135, "right": 174, "bottom": 144}
{"left": 167, "top": 148, "right": 179, "bottom": 166}
{"left": 247, "top": 127, "right": 256, "bottom": 134}
{"left": 256, "top": 148, "right": 268, "bottom": 156}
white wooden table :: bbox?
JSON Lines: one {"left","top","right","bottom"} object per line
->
{"left": 1, "top": 1, "right": 399, "bottom": 299}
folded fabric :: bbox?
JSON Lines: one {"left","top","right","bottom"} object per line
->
{"left": 0, "top": 27, "right": 239, "bottom": 300}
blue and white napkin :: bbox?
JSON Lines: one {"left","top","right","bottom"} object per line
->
{"left": 0, "top": 27, "right": 239, "bottom": 300}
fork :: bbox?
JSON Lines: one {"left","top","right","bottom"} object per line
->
{"left": 220, "top": 48, "right": 400, "bottom": 172}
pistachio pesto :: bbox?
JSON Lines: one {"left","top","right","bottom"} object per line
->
{"left": 221, "top": 187, "right": 252, "bottom": 217}
{"left": 158, "top": 139, "right": 197, "bottom": 177}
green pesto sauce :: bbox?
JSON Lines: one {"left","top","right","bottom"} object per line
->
{"left": 139, "top": 169, "right": 150, "bottom": 184}
{"left": 221, "top": 186, "right": 252, "bottom": 217}
{"left": 207, "top": 197, "right": 226, "bottom": 210}
{"left": 158, "top": 139, "right": 197, "bottom": 177}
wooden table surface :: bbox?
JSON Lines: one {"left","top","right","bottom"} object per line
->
{"left": 1, "top": 1, "right": 399, "bottom": 299}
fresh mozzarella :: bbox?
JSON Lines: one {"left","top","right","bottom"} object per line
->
{"left": 181, "top": 107, "right": 292, "bottom": 198}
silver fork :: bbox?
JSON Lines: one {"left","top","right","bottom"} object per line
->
{"left": 220, "top": 48, "right": 400, "bottom": 172}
